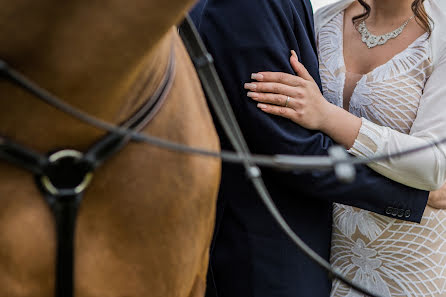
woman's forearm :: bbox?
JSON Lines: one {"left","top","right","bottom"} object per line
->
{"left": 320, "top": 103, "right": 362, "bottom": 150}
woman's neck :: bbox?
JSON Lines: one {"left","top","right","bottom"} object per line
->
{"left": 368, "top": 0, "right": 414, "bottom": 25}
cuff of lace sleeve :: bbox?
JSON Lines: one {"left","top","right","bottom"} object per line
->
{"left": 348, "top": 118, "right": 385, "bottom": 157}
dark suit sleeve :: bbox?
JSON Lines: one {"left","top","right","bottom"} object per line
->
{"left": 192, "top": 0, "right": 428, "bottom": 223}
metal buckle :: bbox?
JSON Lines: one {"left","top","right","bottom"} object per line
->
{"left": 40, "top": 149, "right": 93, "bottom": 196}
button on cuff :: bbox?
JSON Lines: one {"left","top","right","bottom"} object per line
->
{"left": 397, "top": 209, "right": 404, "bottom": 218}
{"left": 405, "top": 209, "right": 411, "bottom": 218}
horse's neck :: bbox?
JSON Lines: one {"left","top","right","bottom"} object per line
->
{"left": 2, "top": 1, "right": 184, "bottom": 109}
{"left": 0, "top": 0, "right": 194, "bottom": 152}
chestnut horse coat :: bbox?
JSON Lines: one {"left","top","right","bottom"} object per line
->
{"left": 0, "top": 1, "right": 220, "bottom": 296}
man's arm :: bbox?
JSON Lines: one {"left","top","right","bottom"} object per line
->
{"left": 192, "top": 0, "right": 428, "bottom": 223}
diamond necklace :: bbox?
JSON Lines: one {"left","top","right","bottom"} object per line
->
{"left": 357, "top": 15, "right": 415, "bottom": 48}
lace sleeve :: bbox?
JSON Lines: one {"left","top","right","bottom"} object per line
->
{"left": 347, "top": 53, "right": 446, "bottom": 191}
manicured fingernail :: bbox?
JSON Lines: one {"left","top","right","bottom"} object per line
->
{"left": 291, "top": 50, "right": 298, "bottom": 60}
{"left": 257, "top": 103, "right": 267, "bottom": 109}
{"left": 251, "top": 73, "right": 264, "bottom": 81}
{"left": 244, "top": 83, "right": 257, "bottom": 90}
{"left": 247, "top": 92, "right": 257, "bottom": 98}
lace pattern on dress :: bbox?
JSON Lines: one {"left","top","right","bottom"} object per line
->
{"left": 318, "top": 12, "right": 446, "bottom": 297}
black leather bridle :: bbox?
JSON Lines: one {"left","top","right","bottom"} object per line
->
{"left": 0, "top": 14, "right": 444, "bottom": 297}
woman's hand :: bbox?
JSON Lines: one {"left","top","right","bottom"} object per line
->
{"left": 244, "top": 50, "right": 331, "bottom": 130}
{"left": 244, "top": 50, "right": 362, "bottom": 150}
{"left": 428, "top": 183, "right": 446, "bottom": 209}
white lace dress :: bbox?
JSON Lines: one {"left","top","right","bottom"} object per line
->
{"left": 318, "top": 12, "right": 446, "bottom": 297}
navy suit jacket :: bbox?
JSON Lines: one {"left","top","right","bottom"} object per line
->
{"left": 191, "top": 0, "right": 429, "bottom": 296}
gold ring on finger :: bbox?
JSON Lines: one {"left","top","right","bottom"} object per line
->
{"left": 285, "top": 96, "right": 290, "bottom": 108}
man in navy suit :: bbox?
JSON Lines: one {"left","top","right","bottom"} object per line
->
{"left": 190, "top": 0, "right": 428, "bottom": 296}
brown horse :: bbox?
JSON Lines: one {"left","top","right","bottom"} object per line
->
{"left": 0, "top": 1, "right": 221, "bottom": 296}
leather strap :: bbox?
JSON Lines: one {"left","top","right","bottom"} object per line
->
{"left": 44, "top": 192, "right": 82, "bottom": 297}
{"left": 83, "top": 49, "right": 175, "bottom": 169}
{"left": 0, "top": 48, "right": 175, "bottom": 297}
{"left": 0, "top": 136, "right": 47, "bottom": 175}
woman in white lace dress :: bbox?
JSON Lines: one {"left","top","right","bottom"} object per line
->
{"left": 244, "top": 0, "right": 446, "bottom": 296}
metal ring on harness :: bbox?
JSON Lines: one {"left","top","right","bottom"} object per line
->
{"left": 40, "top": 149, "right": 93, "bottom": 196}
